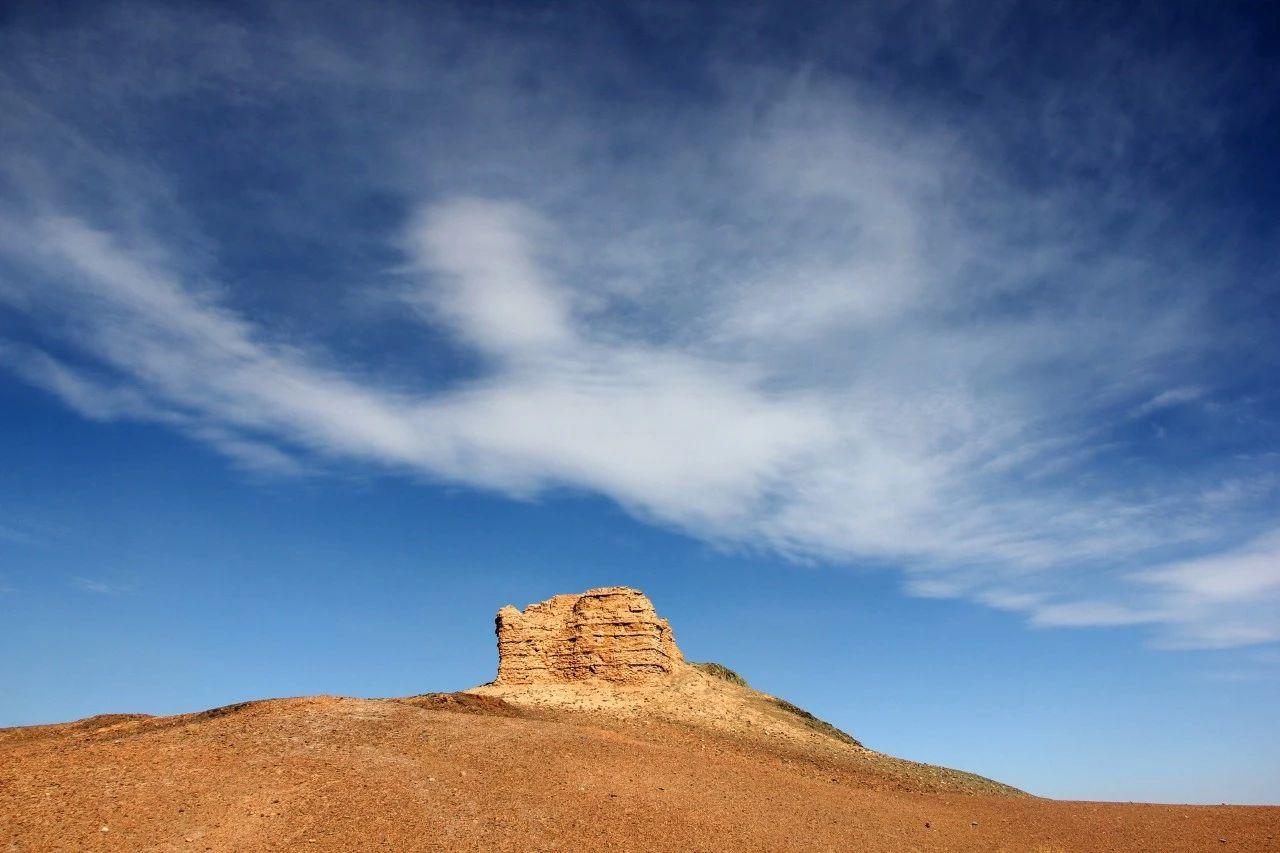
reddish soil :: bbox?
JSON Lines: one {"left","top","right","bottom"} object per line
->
{"left": 1, "top": 694, "right": 1276, "bottom": 852}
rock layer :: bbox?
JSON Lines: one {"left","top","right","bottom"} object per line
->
{"left": 493, "top": 586, "right": 683, "bottom": 685}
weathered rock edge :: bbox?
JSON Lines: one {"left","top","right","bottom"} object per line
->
{"left": 493, "top": 586, "right": 684, "bottom": 685}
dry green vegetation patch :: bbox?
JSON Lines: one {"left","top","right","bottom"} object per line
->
{"left": 767, "top": 696, "right": 863, "bottom": 748}
{"left": 692, "top": 661, "right": 864, "bottom": 748}
{"left": 690, "top": 661, "right": 750, "bottom": 687}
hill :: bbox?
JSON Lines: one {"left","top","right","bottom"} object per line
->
{"left": 1, "top": 587, "right": 1276, "bottom": 851}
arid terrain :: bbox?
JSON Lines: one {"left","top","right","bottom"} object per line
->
{"left": 3, "top": 588, "right": 1277, "bottom": 851}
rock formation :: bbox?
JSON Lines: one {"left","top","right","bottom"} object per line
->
{"left": 493, "top": 586, "right": 684, "bottom": 685}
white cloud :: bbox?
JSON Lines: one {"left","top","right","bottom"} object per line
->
{"left": 1136, "top": 530, "right": 1280, "bottom": 603}
{"left": 0, "top": 341, "right": 159, "bottom": 422}
{"left": 2, "top": 2, "right": 1278, "bottom": 653}
{"left": 1124, "top": 530, "right": 1280, "bottom": 648}
{"left": 403, "top": 199, "right": 575, "bottom": 357}
{"left": 1030, "top": 601, "right": 1163, "bottom": 628}
{"left": 4, "top": 196, "right": 1270, "bottom": 651}
{"left": 1128, "top": 386, "right": 1205, "bottom": 419}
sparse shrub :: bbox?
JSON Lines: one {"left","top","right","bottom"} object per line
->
{"left": 691, "top": 661, "right": 749, "bottom": 687}
{"left": 768, "top": 697, "right": 862, "bottom": 748}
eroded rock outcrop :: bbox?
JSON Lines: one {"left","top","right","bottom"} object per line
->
{"left": 493, "top": 586, "right": 683, "bottom": 685}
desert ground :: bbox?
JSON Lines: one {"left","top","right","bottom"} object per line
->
{"left": 5, "top": 587, "right": 1278, "bottom": 851}
{"left": 1, "top": 691, "right": 1278, "bottom": 852}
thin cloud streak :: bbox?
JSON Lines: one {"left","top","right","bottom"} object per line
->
{"left": 70, "top": 576, "right": 129, "bottom": 596}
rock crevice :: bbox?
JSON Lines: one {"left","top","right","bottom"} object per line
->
{"left": 493, "top": 586, "right": 683, "bottom": 686}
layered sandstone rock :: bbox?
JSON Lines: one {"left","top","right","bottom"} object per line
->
{"left": 493, "top": 586, "right": 684, "bottom": 686}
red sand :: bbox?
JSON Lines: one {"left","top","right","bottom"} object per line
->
{"left": 2, "top": 694, "right": 1276, "bottom": 852}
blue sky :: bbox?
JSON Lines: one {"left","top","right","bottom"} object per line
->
{"left": 1, "top": 0, "right": 1279, "bottom": 803}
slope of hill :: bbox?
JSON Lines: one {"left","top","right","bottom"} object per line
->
{"left": 3, "top": 694, "right": 1278, "bottom": 852}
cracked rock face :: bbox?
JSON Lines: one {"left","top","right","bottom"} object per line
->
{"left": 493, "top": 587, "right": 684, "bottom": 686}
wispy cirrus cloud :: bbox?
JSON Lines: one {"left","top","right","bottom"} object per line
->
{"left": 70, "top": 576, "right": 130, "bottom": 596}
{"left": 1, "top": 1, "right": 1278, "bottom": 651}
{"left": 0, "top": 523, "right": 39, "bottom": 546}
{"left": 1128, "top": 387, "right": 1207, "bottom": 420}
